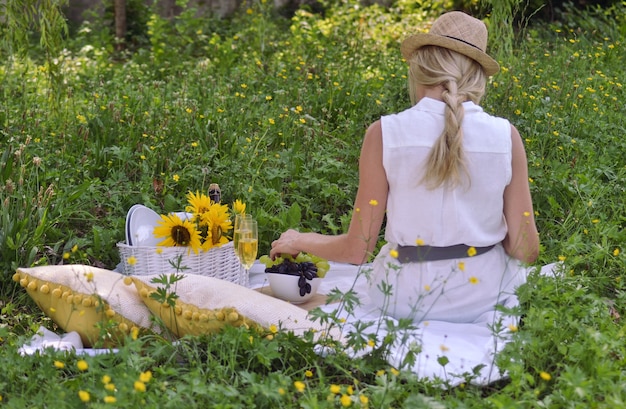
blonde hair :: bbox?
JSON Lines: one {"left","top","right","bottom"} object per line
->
{"left": 407, "top": 46, "right": 487, "bottom": 189}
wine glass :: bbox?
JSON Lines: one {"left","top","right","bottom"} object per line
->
{"left": 236, "top": 219, "right": 258, "bottom": 276}
{"left": 233, "top": 213, "right": 254, "bottom": 259}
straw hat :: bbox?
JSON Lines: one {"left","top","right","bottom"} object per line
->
{"left": 400, "top": 11, "right": 500, "bottom": 76}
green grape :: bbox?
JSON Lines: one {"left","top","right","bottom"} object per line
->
{"left": 259, "top": 255, "right": 273, "bottom": 267}
{"left": 315, "top": 261, "right": 330, "bottom": 278}
{"left": 294, "top": 253, "right": 309, "bottom": 263}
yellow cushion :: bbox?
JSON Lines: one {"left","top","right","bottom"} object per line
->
{"left": 131, "top": 274, "right": 341, "bottom": 341}
{"left": 14, "top": 265, "right": 157, "bottom": 348}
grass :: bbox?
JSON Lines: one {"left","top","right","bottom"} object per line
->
{"left": 1, "top": 0, "right": 626, "bottom": 407}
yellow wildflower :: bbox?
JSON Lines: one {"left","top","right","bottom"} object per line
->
{"left": 78, "top": 390, "right": 90, "bottom": 403}
{"left": 294, "top": 381, "right": 306, "bottom": 393}
{"left": 77, "top": 360, "right": 89, "bottom": 371}
{"left": 139, "top": 371, "right": 152, "bottom": 383}
{"left": 134, "top": 381, "right": 146, "bottom": 392}
{"left": 467, "top": 246, "right": 477, "bottom": 257}
{"left": 104, "top": 396, "right": 117, "bottom": 404}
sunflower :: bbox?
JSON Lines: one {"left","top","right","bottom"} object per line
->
{"left": 232, "top": 199, "right": 246, "bottom": 215}
{"left": 186, "top": 191, "right": 213, "bottom": 220}
{"left": 200, "top": 203, "right": 232, "bottom": 250}
{"left": 153, "top": 213, "right": 202, "bottom": 254}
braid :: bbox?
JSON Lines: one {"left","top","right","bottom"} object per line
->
{"left": 408, "top": 46, "right": 486, "bottom": 189}
{"left": 441, "top": 80, "right": 467, "bottom": 186}
{"left": 420, "top": 79, "right": 468, "bottom": 189}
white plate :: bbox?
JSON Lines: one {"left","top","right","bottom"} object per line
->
{"left": 125, "top": 204, "right": 148, "bottom": 245}
{"left": 173, "top": 211, "right": 194, "bottom": 221}
{"left": 128, "top": 205, "right": 163, "bottom": 247}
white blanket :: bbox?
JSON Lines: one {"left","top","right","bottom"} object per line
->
{"left": 21, "top": 261, "right": 557, "bottom": 386}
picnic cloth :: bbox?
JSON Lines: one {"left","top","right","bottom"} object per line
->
{"left": 18, "top": 326, "right": 117, "bottom": 356}
{"left": 20, "top": 260, "right": 558, "bottom": 386}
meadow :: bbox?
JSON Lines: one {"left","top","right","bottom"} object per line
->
{"left": 1, "top": 0, "right": 625, "bottom": 407}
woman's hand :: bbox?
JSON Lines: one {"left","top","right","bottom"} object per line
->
{"left": 269, "top": 229, "right": 302, "bottom": 259}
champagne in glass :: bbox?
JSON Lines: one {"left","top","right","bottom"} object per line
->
{"left": 233, "top": 213, "right": 253, "bottom": 260}
{"left": 237, "top": 219, "right": 258, "bottom": 271}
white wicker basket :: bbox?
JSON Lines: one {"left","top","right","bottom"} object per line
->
{"left": 117, "top": 241, "right": 248, "bottom": 287}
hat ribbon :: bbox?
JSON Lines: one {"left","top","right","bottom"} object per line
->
{"left": 442, "top": 35, "right": 482, "bottom": 51}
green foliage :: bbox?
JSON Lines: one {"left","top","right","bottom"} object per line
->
{"left": 0, "top": 0, "right": 625, "bottom": 406}
{"left": 482, "top": 0, "right": 520, "bottom": 57}
{"left": 484, "top": 2, "right": 626, "bottom": 297}
{"left": 0, "top": 0, "right": 69, "bottom": 106}
{"left": 0, "top": 137, "right": 57, "bottom": 272}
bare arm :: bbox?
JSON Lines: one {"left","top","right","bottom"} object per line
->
{"left": 502, "top": 124, "right": 540, "bottom": 263}
{"left": 270, "top": 120, "right": 388, "bottom": 264}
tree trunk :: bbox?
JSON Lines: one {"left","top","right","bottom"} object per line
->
{"left": 114, "top": 0, "right": 126, "bottom": 52}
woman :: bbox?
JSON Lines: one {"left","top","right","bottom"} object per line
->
{"left": 270, "top": 11, "right": 539, "bottom": 325}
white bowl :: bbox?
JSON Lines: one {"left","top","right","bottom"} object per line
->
{"left": 266, "top": 273, "right": 322, "bottom": 304}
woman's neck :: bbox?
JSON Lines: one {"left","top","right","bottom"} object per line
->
{"left": 416, "top": 84, "right": 445, "bottom": 102}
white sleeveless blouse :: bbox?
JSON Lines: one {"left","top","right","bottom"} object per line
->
{"left": 381, "top": 97, "right": 512, "bottom": 247}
